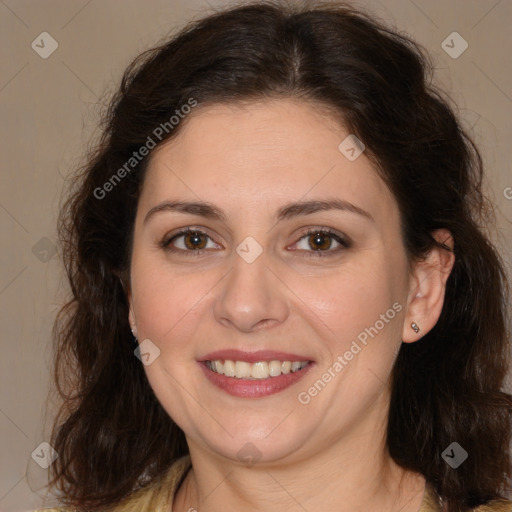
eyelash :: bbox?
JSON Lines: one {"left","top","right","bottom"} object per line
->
{"left": 160, "top": 227, "right": 351, "bottom": 258}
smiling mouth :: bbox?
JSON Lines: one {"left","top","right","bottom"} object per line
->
{"left": 205, "top": 359, "right": 310, "bottom": 379}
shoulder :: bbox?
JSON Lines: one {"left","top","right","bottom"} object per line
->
{"left": 114, "top": 455, "right": 191, "bottom": 511}
{"left": 35, "top": 498, "right": 512, "bottom": 512}
{"left": 472, "top": 499, "right": 512, "bottom": 511}
{"left": 33, "top": 455, "right": 192, "bottom": 512}
{"left": 33, "top": 509, "right": 73, "bottom": 512}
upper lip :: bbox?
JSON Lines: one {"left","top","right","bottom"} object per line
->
{"left": 199, "top": 349, "right": 314, "bottom": 363}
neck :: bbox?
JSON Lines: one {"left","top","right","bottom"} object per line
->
{"left": 174, "top": 419, "right": 426, "bottom": 512}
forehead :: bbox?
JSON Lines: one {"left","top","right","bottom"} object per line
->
{"left": 140, "top": 98, "right": 398, "bottom": 223}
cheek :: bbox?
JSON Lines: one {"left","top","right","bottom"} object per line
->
{"left": 130, "top": 254, "right": 215, "bottom": 344}
{"left": 289, "top": 257, "right": 401, "bottom": 345}
{"left": 130, "top": 258, "right": 212, "bottom": 427}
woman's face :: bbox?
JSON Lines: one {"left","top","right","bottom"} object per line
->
{"left": 128, "top": 98, "right": 412, "bottom": 465}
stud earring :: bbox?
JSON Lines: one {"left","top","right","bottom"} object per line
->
{"left": 131, "top": 325, "right": 138, "bottom": 342}
{"left": 411, "top": 322, "right": 420, "bottom": 334}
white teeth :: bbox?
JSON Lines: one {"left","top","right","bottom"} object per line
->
{"left": 206, "top": 359, "right": 309, "bottom": 379}
{"left": 268, "top": 360, "right": 282, "bottom": 377}
{"left": 251, "top": 361, "right": 269, "bottom": 378}
{"left": 223, "top": 359, "right": 236, "bottom": 377}
{"left": 235, "top": 361, "right": 252, "bottom": 378}
{"left": 291, "top": 361, "right": 302, "bottom": 372}
{"left": 281, "top": 361, "right": 292, "bottom": 374}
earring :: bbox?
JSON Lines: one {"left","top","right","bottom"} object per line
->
{"left": 131, "top": 325, "right": 138, "bottom": 342}
{"left": 411, "top": 322, "right": 420, "bottom": 334}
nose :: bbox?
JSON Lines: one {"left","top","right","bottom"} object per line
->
{"left": 213, "top": 249, "right": 290, "bottom": 333}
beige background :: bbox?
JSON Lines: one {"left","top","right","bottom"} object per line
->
{"left": 1, "top": 0, "right": 511, "bottom": 510}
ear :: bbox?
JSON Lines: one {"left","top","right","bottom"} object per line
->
{"left": 402, "top": 229, "right": 455, "bottom": 343}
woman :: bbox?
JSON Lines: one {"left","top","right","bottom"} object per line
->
{"left": 39, "top": 1, "right": 512, "bottom": 511}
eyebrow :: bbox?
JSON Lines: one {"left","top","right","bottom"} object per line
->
{"left": 143, "top": 198, "right": 375, "bottom": 225}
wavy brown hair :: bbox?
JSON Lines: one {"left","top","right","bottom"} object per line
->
{"left": 48, "top": 1, "right": 512, "bottom": 510}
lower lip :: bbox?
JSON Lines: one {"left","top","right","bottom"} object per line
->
{"left": 198, "top": 361, "right": 314, "bottom": 398}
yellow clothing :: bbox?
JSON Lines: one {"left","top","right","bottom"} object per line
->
{"left": 36, "top": 455, "right": 512, "bottom": 511}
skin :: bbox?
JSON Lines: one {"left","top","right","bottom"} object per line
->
{"left": 127, "top": 98, "right": 455, "bottom": 512}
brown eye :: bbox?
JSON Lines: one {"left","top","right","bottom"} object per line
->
{"left": 291, "top": 228, "right": 350, "bottom": 258}
{"left": 307, "top": 232, "right": 334, "bottom": 251}
{"left": 162, "top": 228, "right": 221, "bottom": 254}
{"left": 183, "top": 231, "right": 208, "bottom": 250}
